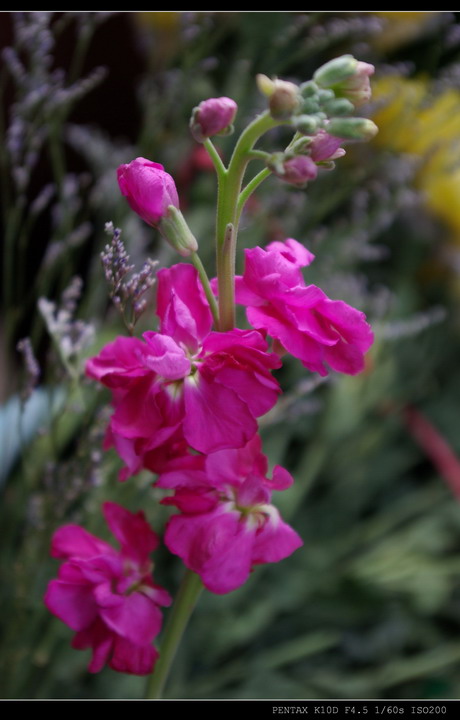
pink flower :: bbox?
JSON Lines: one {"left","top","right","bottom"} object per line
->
{"left": 44, "top": 503, "right": 171, "bottom": 675}
{"left": 158, "top": 436, "right": 303, "bottom": 594}
{"left": 86, "top": 264, "right": 281, "bottom": 465}
{"left": 190, "top": 96, "right": 238, "bottom": 142}
{"left": 117, "top": 157, "right": 179, "bottom": 227}
{"left": 235, "top": 238, "right": 374, "bottom": 376}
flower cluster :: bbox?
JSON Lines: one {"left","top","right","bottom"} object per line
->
{"left": 45, "top": 503, "right": 171, "bottom": 675}
{"left": 46, "top": 57, "right": 376, "bottom": 680}
{"left": 86, "top": 263, "right": 281, "bottom": 464}
{"left": 158, "top": 435, "right": 302, "bottom": 594}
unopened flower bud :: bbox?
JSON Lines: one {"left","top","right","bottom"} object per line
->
{"left": 322, "top": 97, "right": 355, "bottom": 117}
{"left": 268, "top": 153, "right": 318, "bottom": 187}
{"left": 292, "top": 114, "right": 320, "bottom": 135}
{"left": 257, "top": 74, "right": 301, "bottom": 119}
{"left": 190, "top": 96, "right": 238, "bottom": 143}
{"left": 117, "top": 158, "right": 198, "bottom": 257}
{"left": 317, "top": 88, "right": 335, "bottom": 103}
{"left": 314, "top": 55, "right": 375, "bottom": 108}
{"left": 299, "top": 81, "right": 318, "bottom": 98}
{"left": 159, "top": 206, "right": 198, "bottom": 257}
{"left": 327, "top": 117, "right": 378, "bottom": 141}
{"left": 117, "top": 157, "right": 179, "bottom": 227}
{"left": 256, "top": 74, "right": 276, "bottom": 97}
{"left": 309, "top": 130, "right": 345, "bottom": 162}
{"left": 301, "top": 98, "right": 321, "bottom": 115}
{"left": 338, "top": 62, "right": 375, "bottom": 107}
{"left": 314, "top": 54, "right": 359, "bottom": 88}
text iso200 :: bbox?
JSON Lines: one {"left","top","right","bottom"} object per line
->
{"left": 411, "top": 708, "right": 447, "bottom": 715}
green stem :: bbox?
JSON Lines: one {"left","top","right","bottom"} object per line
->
{"left": 190, "top": 252, "right": 219, "bottom": 327}
{"left": 247, "top": 149, "right": 271, "bottom": 161}
{"left": 217, "top": 224, "right": 236, "bottom": 331}
{"left": 237, "top": 168, "right": 272, "bottom": 222}
{"left": 215, "top": 111, "right": 282, "bottom": 331}
{"left": 146, "top": 570, "right": 203, "bottom": 699}
{"left": 203, "top": 138, "right": 226, "bottom": 180}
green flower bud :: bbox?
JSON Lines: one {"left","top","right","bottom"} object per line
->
{"left": 327, "top": 117, "right": 378, "bottom": 141}
{"left": 314, "top": 55, "right": 358, "bottom": 87}
{"left": 301, "top": 98, "right": 321, "bottom": 114}
{"left": 292, "top": 115, "right": 320, "bottom": 135}
{"left": 299, "top": 81, "right": 318, "bottom": 98}
{"left": 322, "top": 97, "right": 355, "bottom": 117}
{"left": 317, "top": 88, "right": 335, "bottom": 103}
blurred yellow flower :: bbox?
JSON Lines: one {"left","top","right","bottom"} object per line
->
{"left": 372, "top": 11, "right": 440, "bottom": 50}
{"left": 373, "top": 75, "right": 460, "bottom": 236}
{"left": 137, "top": 12, "right": 181, "bottom": 32}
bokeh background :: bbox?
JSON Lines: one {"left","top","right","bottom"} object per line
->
{"left": 2, "top": 11, "right": 460, "bottom": 699}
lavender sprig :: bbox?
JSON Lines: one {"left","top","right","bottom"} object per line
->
{"left": 102, "top": 222, "right": 158, "bottom": 333}
{"left": 38, "top": 276, "right": 95, "bottom": 380}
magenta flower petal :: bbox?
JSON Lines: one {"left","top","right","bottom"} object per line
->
{"left": 213, "top": 365, "right": 279, "bottom": 417}
{"left": 103, "top": 502, "right": 159, "bottom": 564}
{"left": 77, "top": 555, "right": 123, "bottom": 586}
{"left": 72, "top": 619, "right": 114, "bottom": 673}
{"left": 101, "top": 592, "right": 163, "bottom": 646}
{"left": 51, "top": 525, "right": 114, "bottom": 560}
{"left": 110, "top": 379, "right": 166, "bottom": 440}
{"left": 165, "top": 510, "right": 254, "bottom": 594}
{"left": 162, "top": 487, "right": 218, "bottom": 514}
{"left": 156, "top": 264, "right": 212, "bottom": 349}
{"left": 315, "top": 298, "right": 374, "bottom": 352}
{"left": 45, "top": 580, "right": 98, "bottom": 632}
{"left": 252, "top": 513, "right": 303, "bottom": 564}
{"left": 110, "top": 635, "right": 159, "bottom": 676}
{"left": 268, "top": 465, "right": 294, "bottom": 490}
{"left": 183, "top": 373, "right": 257, "bottom": 453}
{"left": 85, "top": 336, "right": 147, "bottom": 388}
{"left": 324, "top": 339, "right": 366, "bottom": 375}
{"left": 142, "top": 332, "right": 191, "bottom": 380}
{"left": 266, "top": 237, "right": 315, "bottom": 267}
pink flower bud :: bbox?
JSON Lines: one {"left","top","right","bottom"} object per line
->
{"left": 339, "top": 61, "right": 375, "bottom": 107}
{"left": 270, "top": 154, "right": 318, "bottom": 187}
{"left": 190, "top": 97, "right": 238, "bottom": 142}
{"left": 314, "top": 55, "right": 375, "bottom": 108}
{"left": 117, "top": 157, "right": 179, "bottom": 227}
{"left": 309, "top": 130, "right": 345, "bottom": 163}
